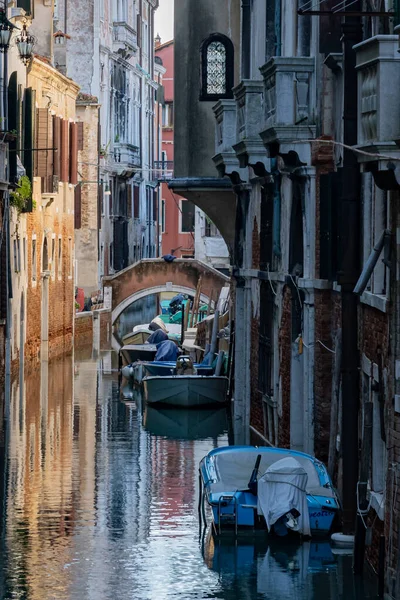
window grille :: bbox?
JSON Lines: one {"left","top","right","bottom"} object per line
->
{"left": 200, "top": 34, "right": 234, "bottom": 101}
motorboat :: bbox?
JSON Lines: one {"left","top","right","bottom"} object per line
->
{"left": 121, "top": 323, "right": 181, "bottom": 346}
{"left": 119, "top": 344, "right": 157, "bottom": 371}
{"left": 142, "top": 405, "right": 228, "bottom": 440}
{"left": 121, "top": 360, "right": 214, "bottom": 384}
{"left": 143, "top": 374, "right": 229, "bottom": 407}
{"left": 199, "top": 446, "right": 339, "bottom": 538}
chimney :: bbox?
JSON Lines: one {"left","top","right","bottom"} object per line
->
{"left": 155, "top": 33, "right": 161, "bottom": 48}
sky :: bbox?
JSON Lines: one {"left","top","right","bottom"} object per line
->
{"left": 154, "top": 0, "right": 174, "bottom": 44}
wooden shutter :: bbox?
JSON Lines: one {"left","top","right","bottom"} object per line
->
{"left": 127, "top": 184, "right": 132, "bottom": 217}
{"left": 69, "top": 122, "right": 78, "bottom": 185}
{"left": 74, "top": 185, "right": 82, "bottom": 229}
{"left": 8, "top": 72, "right": 18, "bottom": 184}
{"left": 60, "top": 119, "right": 69, "bottom": 182}
{"left": 152, "top": 190, "right": 157, "bottom": 222}
{"left": 77, "top": 121, "right": 84, "bottom": 151}
{"left": 22, "top": 88, "right": 35, "bottom": 211}
{"left": 133, "top": 185, "right": 139, "bottom": 218}
{"left": 53, "top": 116, "right": 61, "bottom": 181}
{"left": 137, "top": 14, "right": 141, "bottom": 48}
{"left": 35, "top": 107, "right": 53, "bottom": 193}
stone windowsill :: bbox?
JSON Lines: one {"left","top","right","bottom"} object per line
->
{"left": 360, "top": 291, "right": 388, "bottom": 313}
{"left": 368, "top": 490, "right": 385, "bottom": 521}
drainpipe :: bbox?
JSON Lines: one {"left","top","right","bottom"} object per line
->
{"left": 339, "top": 4, "right": 362, "bottom": 536}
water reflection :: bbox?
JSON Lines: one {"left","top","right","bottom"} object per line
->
{"left": 0, "top": 353, "right": 378, "bottom": 600}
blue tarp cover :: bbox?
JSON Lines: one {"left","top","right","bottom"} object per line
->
{"left": 147, "top": 330, "right": 168, "bottom": 344}
{"left": 155, "top": 340, "right": 179, "bottom": 362}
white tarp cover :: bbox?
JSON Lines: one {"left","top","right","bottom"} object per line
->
{"left": 257, "top": 457, "right": 311, "bottom": 536}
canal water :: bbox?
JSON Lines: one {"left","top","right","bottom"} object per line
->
{"left": 0, "top": 353, "right": 378, "bottom": 599}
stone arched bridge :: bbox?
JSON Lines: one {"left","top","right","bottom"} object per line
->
{"left": 103, "top": 259, "right": 230, "bottom": 324}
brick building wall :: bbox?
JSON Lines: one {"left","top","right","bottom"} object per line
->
{"left": 314, "top": 289, "right": 334, "bottom": 462}
{"left": 279, "top": 286, "right": 291, "bottom": 448}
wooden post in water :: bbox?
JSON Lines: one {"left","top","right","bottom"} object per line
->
{"left": 353, "top": 401, "right": 373, "bottom": 574}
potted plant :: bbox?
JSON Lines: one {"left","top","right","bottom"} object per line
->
{"left": 10, "top": 176, "right": 34, "bottom": 215}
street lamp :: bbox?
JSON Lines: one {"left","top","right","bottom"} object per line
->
{"left": 0, "top": 10, "right": 13, "bottom": 53}
{"left": 15, "top": 22, "right": 35, "bottom": 66}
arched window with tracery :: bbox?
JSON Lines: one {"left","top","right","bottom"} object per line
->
{"left": 200, "top": 33, "right": 234, "bottom": 101}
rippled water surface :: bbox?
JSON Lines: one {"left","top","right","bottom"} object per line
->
{"left": 0, "top": 354, "right": 378, "bottom": 599}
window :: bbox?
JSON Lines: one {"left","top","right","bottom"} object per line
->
{"left": 32, "top": 239, "right": 37, "bottom": 282}
{"left": 200, "top": 34, "right": 234, "bottom": 101}
{"left": 42, "top": 238, "right": 48, "bottom": 272}
{"left": 51, "top": 237, "right": 55, "bottom": 277}
{"left": 58, "top": 237, "right": 62, "bottom": 278}
{"left": 205, "top": 218, "right": 219, "bottom": 237}
{"left": 361, "top": 173, "right": 388, "bottom": 297}
{"left": 23, "top": 238, "right": 26, "bottom": 271}
{"left": 68, "top": 238, "right": 73, "bottom": 278}
{"left": 133, "top": 185, "right": 140, "bottom": 219}
{"left": 161, "top": 199, "right": 166, "bottom": 233}
{"left": 162, "top": 103, "right": 173, "bottom": 127}
{"left": 259, "top": 282, "right": 277, "bottom": 445}
{"left": 109, "top": 243, "right": 113, "bottom": 270}
{"left": 13, "top": 240, "right": 18, "bottom": 272}
{"left": 362, "top": 370, "right": 386, "bottom": 494}
{"left": 180, "top": 200, "right": 195, "bottom": 233}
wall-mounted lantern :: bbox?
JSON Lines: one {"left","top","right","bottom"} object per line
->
{"left": 0, "top": 10, "right": 14, "bottom": 52}
{"left": 16, "top": 22, "right": 35, "bottom": 65}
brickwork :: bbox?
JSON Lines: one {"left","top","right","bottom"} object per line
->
{"left": 99, "top": 310, "right": 112, "bottom": 349}
{"left": 251, "top": 216, "right": 260, "bottom": 270}
{"left": 75, "top": 101, "right": 100, "bottom": 295}
{"left": 314, "top": 290, "right": 334, "bottom": 462}
{"left": 279, "top": 286, "right": 291, "bottom": 448}
{"left": 74, "top": 312, "right": 93, "bottom": 351}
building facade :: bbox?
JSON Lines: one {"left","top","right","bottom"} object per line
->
{"left": 173, "top": 0, "right": 400, "bottom": 594}
{"left": 155, "top": 38, "right": 195, "bottom": 259}
{"left": 53, "top": 0, "right": 160, "bottom": 283}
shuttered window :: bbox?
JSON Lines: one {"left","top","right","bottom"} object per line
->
{"left": 152, "top": 190, "right": 157, "bottom": 222}
{"left": 127, "top": 184, "right": 132, "bottom": 218}
{"left": 35, "top": 108, "right": 53, "bottom": 193}
{"left": 17, "top": 0, "right": 33, "bottom": 15}
{"left": 60, "top": 119, "right": 69, "bottom": 182}
{"left": 22, "top": 88, "right": 35, "bottom": 194}
{"left": 53, "top": 116, "right": 61, "bottom": 182}
{"left": 69, "top": 122, "right": 78, "bottom": 185}
{"left": 74, "top": 185, "right": 81, "bottom": 229}
{"left": 133, "top": 185, "right": 140, "bottom": 218}
{"left": 8, "top": 72, "right": 18, "bottom": 184}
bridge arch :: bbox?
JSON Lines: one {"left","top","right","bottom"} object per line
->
{"left": 103, "top": 258, "right": 230, "bottom": 325}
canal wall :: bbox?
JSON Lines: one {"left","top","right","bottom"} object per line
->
{"left": 74, "top": 309, "right": 112, "bottom": 354}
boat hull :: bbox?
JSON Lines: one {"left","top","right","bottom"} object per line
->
{"left": 119, "top": 345, "right": 157, "bottom": 368}
{"left": 200, "top": 446, "right": 339, "bottom": 538}
{"left": 143, "top": 375, "right": 229, "bottom": 407}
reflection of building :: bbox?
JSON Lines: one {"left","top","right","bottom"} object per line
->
{"left": 6, "top": 357, "right": 74, "bottom": 599}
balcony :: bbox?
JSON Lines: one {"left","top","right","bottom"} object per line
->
{"left": 212, "top": 100, "right": 245, "bottom": 180}
{"left": 154, "top": 160, "right": 173, "bottom": 181}
{"left": 113, "top": 142, "right": 140, "bottom": 174}
{"left": 113, "top": 22, "right": 137, "bottom": 59}
{"left": 232, "top": 80, "right": 268, "bottom": 172}
{"left": 259, "top": 57, "right": 315, "bottom": 151}
{"left": 0, "top": 143, "right": 8, "bottom": 186}
{"left": 354, "top": 35, "right": 400, "bottom": 187}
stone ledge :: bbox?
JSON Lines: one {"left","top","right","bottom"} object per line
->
{"left": 360, "top": 291, "right": 388, "bottom": 313}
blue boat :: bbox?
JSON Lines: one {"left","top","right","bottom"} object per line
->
{"left": 199, "top": 446, "right": 339, "bottom": 538}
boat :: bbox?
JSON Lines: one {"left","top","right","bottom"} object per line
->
{"left": 143, "top": 374, "right": 229, "bottom": 407}
{"left": 121, "top": 323, "right": 181, "bottom": 346}
{"left": 122, "top": 359, "right": 214, "bottom": 384}
{"left": 143, "top": 405, "right": 228, "bottom": 440}
{"left": 199, "top": 446, "right": 339, "bottom": 538}
{"left": 119, "top": 344, "right": 157, "bottom": 371}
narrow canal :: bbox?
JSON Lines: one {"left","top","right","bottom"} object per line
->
{"left": 0, "top": 353, "right": 378, "bottom": 599}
